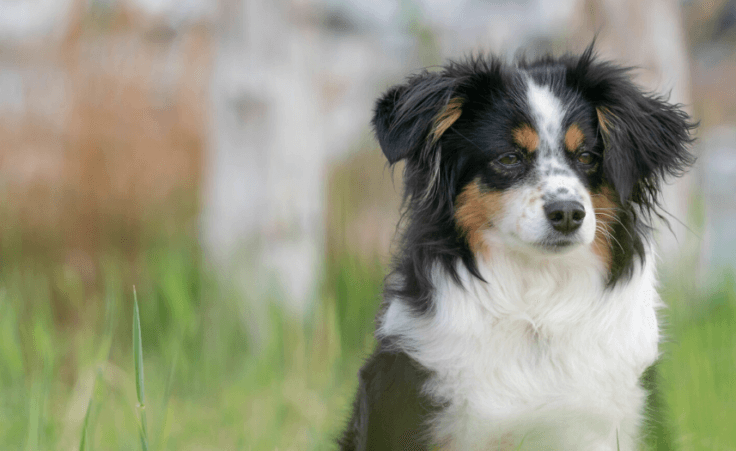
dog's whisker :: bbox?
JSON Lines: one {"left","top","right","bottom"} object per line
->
{"left": 596, "top": 225, "right": 625, "bottom": 252}
{"left": 594, "top": 210, "right": 634, "bottom": 239}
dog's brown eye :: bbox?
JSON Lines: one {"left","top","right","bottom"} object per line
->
{"left": 498, "top": 153, "right": 521, "bottom": 166}
{"left": 577, "top": 152, "right": 594, "bottom": 165}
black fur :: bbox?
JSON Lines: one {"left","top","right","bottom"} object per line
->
{"left": 640, "top": 362, "right": 680, "bottom": 450}
{"left": 338, "top": 45, "right": 695, "bottom": 450}
{"left": 338, "top": 342, "right": 437, "bottom": 451}
{"left": 565, "top": 46, "right": 696, "bottom": 208}
{"left": 373, "top": 46, "right": 695, "bottom": 314}
{"left": 562, "top": 46, "right": 697, "bottom": 280}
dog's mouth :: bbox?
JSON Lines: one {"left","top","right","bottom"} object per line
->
{"left": 536, "top": 238, "right": 578, "bottom": 253}
{"left": 504, "top": 231, "right": 583, "bottom": 255}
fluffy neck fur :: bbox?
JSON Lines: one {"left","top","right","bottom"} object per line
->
{"left": 379, "top": 239, "right": 661, "bottom": 450}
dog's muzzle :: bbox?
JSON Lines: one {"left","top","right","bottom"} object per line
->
{"left": 544, "top": 200, "right": 586, "bottom": 235}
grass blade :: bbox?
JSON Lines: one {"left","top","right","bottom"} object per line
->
{"left": 78, "top": 399, "right": 90, "bottom": 451}
{"left": 79, "top": 289, "right": 117, "bottom": 451}
{"left": 133, "top": 287, "right": 149, "bottom": 451}
{"left": 78, "top": 370, "right": 102, "bottom": 451}
{"left": 155, "top": 345, "right": 179, "bottom": 451}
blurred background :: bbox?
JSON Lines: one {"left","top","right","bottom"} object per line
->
{"left": 0, "top": 0, "right": 734, "bottom": 449}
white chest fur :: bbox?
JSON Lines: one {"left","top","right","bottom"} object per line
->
{"left": 379, "top": 244, "right": 661, "bottom": 450}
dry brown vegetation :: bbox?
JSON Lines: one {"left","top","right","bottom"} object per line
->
{"left": 0, "top": 4, "right": 212, "bottom": 333}
{"left": 0, "top": 2, "right": 211, "bottom": 266}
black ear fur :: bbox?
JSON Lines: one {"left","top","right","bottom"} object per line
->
{"left": 598, "top": 96, "right": 695, "bottom": 209}
{"left": 569, "top": 46, "right": 696, "bottom": 211}
{"left": 372, "top": 73, "right": 456, "bottom": 164}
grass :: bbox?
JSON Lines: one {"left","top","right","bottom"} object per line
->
{"left": 657, "top": 269, "right": 736, "bottom": 450}
{"left": 0, "top": 236, "right": 734, "bottom": 450}
{"left": 132, "top": 288, "right": 149, "bottom": 451}
{"left": 0, "top": 236, "right": 384, "bottom": 450}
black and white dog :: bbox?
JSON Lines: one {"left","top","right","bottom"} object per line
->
{"left": 338, "top": 46, "right": 695, "bottom": 450}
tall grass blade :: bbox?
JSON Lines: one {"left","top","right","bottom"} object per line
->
{"left": 515, "top": 432, "right": 527, "bottom": 450}
{"left": 80, "top": 289, "right": 117, "bottom": 451}
{"left": 78, "top": 371, "right": 101, "bottom": 451}
{"left": 133, "top": 286, "right": 149, "bottom": 451}
{"left": 155, "top": 345, "right": 179, "bottom": 451}
{"left": 25, "top": 379, "right": 41, "bottom": 451}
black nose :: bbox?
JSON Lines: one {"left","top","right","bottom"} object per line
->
{"left": 544, "top": 200, "right": 586, "bottom": 234}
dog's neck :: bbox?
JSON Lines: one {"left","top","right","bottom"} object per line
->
{"left": 380, "top": 238, "right": 658, "bottom": 363}
{"left": 469, "top": 239, "right": 608, "bottom": 317}
{"left": 379, "top": 240, "right": 661, "bottom": 450}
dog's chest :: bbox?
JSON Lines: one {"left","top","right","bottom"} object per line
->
{"left": 381, "top": 253, "right": 660, "bottom": 450}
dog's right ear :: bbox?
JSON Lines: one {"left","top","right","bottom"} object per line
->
{"left": 373, "top": 73, "right": 458, "bottom": 164}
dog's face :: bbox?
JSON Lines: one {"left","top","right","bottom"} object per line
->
{"left": 452, "top": 75, "right": 603, "bottom": 257}
{"left": 374, "top": 48, "right": 694, "bottom": 282}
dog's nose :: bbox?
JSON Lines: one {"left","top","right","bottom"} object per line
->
{"left": 544, "top": 200, "right": 586, "bottom": 234}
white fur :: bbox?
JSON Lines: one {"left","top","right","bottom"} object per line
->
{"left": 526, "top": 77, "right": 563, "bottom": 151}
{"left": 497, "top": 78, "right": 597, "bottom": 252}
{"left": 497, "top": 179, "right": 596, "bottom": 253}
{"left": 379, "top": 241, "right": 661, "bottom": 450}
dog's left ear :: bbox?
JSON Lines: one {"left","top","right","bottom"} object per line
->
{"left": 571, "top": 49, "right": 696, "bottom": 208}
{"left": 373, "top": 72, "right": 460, "bottom": 165}
{"left": 595, "top": 91, "right": 695, "bottom": 207}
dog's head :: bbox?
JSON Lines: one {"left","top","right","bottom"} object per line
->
{"left": 375, "top": 46, "right": 695, "bottom": 286}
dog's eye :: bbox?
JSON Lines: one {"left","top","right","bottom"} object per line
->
{"left": 577, "top": 152, "right": 595, "bottom": 165}
{"left": 498, "top": 153, "right": 521, "bottom": 166}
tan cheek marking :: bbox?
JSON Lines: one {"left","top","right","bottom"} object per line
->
{"left": 455, "top": 179, "right": 502, "bottom": 256}
{"left": 431, "top": 97, "right": 464, "bottom": 143}
{"left": 512, "top": 124, "right": 539, "bottom": 153}
{"left": 592, "top": 185, "right": 618, "bottom": 272}
{"left": 564, "top": 123, "right": 585, "bottom": 153}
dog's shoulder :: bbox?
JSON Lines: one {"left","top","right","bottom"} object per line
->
{"left": 338, "top": 342, "right": 438, "bottom": 451}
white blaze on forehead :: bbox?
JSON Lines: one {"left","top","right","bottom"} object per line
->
{"left": 525, "top": 78, "right": 564, "bottom": 157}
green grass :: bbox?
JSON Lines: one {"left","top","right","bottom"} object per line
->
{"left": 0, "top": 238, "right": 384, "bottom": 450}
{"left": 132, "top": 288, "right": 149, "bottom": 451}
{"left": 657, "top": 270, "right": 736, "bottom": 450}
{"left": 0, "top": 236, "right": 734, "bottom": 450}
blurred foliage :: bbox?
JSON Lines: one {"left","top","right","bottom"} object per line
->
{"left": 0, "top": 147, "right": 734, "bottom": 450}
{"left": 0, "top": 153, "right": 388, "bottom": 449}
{"left": 659, "top": 269, "right": 736, "bottom": 450}
{"left": 0, "top": 236, "right": 374, "bottom": 450}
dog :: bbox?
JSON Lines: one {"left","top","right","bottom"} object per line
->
{"left": 338, "top": 45, "right": 695, "bottom": 450}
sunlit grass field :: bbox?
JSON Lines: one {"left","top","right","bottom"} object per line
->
{"left": 1, "top": 194, "right": 734, "bottom": 450}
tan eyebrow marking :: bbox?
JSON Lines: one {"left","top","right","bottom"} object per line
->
{"left": 512, "top": 124, "right": 539, "bottom": 152}
{"left": 431, "top": 97, "right": 464, "bottom": 143}
{"left": 564, "top": 123, "right": 585, "bottom": 153}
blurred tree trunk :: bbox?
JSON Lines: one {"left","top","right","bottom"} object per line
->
{"left": 202, "top": 0, "right": 326, "bottom": 326}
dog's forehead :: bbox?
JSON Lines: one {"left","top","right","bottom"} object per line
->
{"left": 519, "top": 77, "right": 584, "bottom": 194}
{"left": 525, "top": 77, "right": 564, "bottom": 154}
{"left": 521, "top": 77, "right": 576, "bottom": 172}
{"left": 523, "top": 78, "right": 564, "bottom": 149}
